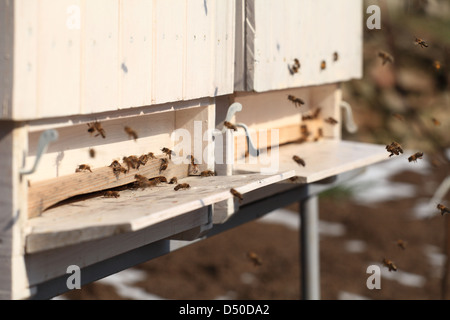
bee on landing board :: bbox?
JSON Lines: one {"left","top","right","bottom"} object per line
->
{"left": 437, "top": 204, "right": 450, "bottom": 216}
{"left": 174, "top": 183, "right": 190, "bottom": 191}
{"left": 223, "top": 121, "right": 238, "bottom": 131}
{"left": 109, "top": 160, "right": 128, "bottom": 178}
{"left": 161, "top": 147, "right": 173, "bottom": 160}
{"left": 247, "top": 251, "right": 263, "bottom": 267}
{"left": 287, "top": 95, "right": 305, "bottom": 108}
{"left": 134, "top": 174, "right": 154, "bottom": 189}
{"left": 75, "top": 164, "right": 92, "bottom": 173}
{"left": 159, "top": 158, "right": 169, "bottom": 173}
{"left": 103, "top": 191, "right": 120, "bottom": 198}
{"left": 230, "top": 188, "right": 243, "bottom": 203}
{"left": 187, "top": 155, "right": 199, "bottom": 174}
{"left": 382, "top": 258, "right": 398, "bottom": 272}
{"left": 87, "top": 121, "right": 106, "bottom": 138}
{"left": 414, "top": 37, "right": 428, "bottom": 48}
{"left": 138, "top": 154, "right": 149, "bottom": 166}
{"left": 378, "top": 51, "right": 394, "bottom": 65}
{"left": 293, "top": 155, "right": 306, "bottom": 167}
{"left": 123, "top": 155, "right": 140, "bottom": 171}
{"left": 124, "top": 126, "right": 138, "bottom": 141}
{"left": 408, "top": 152, "right": 424, "bottom": 163}
{"left": 169, "top": 177, "right": 178, "bottom": 184}
{"left": 200, "top": 170, "right": 215, "bottom": 177}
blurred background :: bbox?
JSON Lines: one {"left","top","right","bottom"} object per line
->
{"left": 59, "top": 0, "right": 450, "bottom": 300}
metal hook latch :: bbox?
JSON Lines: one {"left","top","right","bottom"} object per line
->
{"left": 20, "top": 129, "right": 59, "bottom": 176}
{"left": 340, "top": 101, "right": 358, "bottom": 134}
{"left": 221, "top": 102, "right": 260, "bottom": 157}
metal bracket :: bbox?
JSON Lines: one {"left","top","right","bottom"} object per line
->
{"left": 221, "top": 102, "right": 260, "bottom": 157}
{"left": 340, "top": 101, "right": 358, "bottom": 134}
{"left": 20, "top": 129, "right": 59, "bottom": 176}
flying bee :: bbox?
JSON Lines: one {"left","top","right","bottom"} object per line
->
{"left": 88, "top": 148, "right": 96, "bottom": 158}
{"left": 320, "top": 60, "right": 326, "bottom": 70}
{"left": 75, "top": 164, "right": 92, "bottom": 173}
{"left": 324, "top": 117, "right": 338, "bottom": 125}
{"left": 397, "top": 239, "right": 407, "bottom": 250}
{"left": 287, "top": 95, "right": 305, "bottom": 108}
{"left": 103, "top": 190, "right": 120, "bottom": 198}
{"left": 293, "top": 155, "right": 306, "bottom": 167}
{"left": 392, "top": 113, "right": 404, "bottom": 121}
{"left": 247, "top": 251, "right": 263, "bottom": 267}
{"left": 159, "top": 158, "right": 169, "bottom": 173}
{"left": 431, "top": 118, "right": 441, "bottom": 126}
{"left": 169, "top": 177, "right": 178, "bottom": 184}
{"left": 174, "top": 183, "right": 190, "bottom": 191}
{"left": 378, "top": 51, "right": 394, "bottom": 65}
{"left": 230, "top": 188, "right": 243, "bottom": 203}
{"left": 433, "top": 60, "right": 441, "bottom": 70}
{"left": 408, "top": 152, "right": 424, "bottom": 163}
{"left": 224, "top": 121, "right": 238, "bottom": 131}
{"left": 382, "top": 258, "right": 398, "bottom": 272}
{"left": 300, "top": 124, "right": 311, "bottom": 138}
{"left": 124, "top": 126, "right": 138, "bottom": 141}
{"left": 161, "top": 147, "right": 173, "bottom": 160}
{"left": 200, "top": 170, "right": 215, "bottom": 177}
{"left": 333, "top": 52, "right": 339, "bottom": 62}
{"left": 437, "top": 204, "right": 450, "bottom": 216}
{"left": 386, "top": 141, "right": 403, "bottom": 157}
{"left": 414, "top": 37, "right": 428, "bottom": 48}
{"left": 87, "top": 121, "right": 106, "bottom": 138}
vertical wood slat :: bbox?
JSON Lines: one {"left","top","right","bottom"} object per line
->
{"left": 0, "top": 123, "right": 30, "bottom": 299}
{"left": 0, "top": 0, "right": 14, "bottom": 118}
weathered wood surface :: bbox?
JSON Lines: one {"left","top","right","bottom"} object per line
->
{"left": 25, "top": 171, "right": 295, "bottom": 254}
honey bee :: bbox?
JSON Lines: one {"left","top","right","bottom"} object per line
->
{"left": 392, "top": 113, "right": 404, "bottom": 121}
{"left": 159, "top": 158, "right": 169, "bottom": 173}
{"left": 382, "top": 258, "right": 398, "bottom": 272}
{"left": 134, "top": 174, "right": 154, "bottom": 189}
{"left": 89, "top": 148, "right": 96, "bottom": 158}
{"left": 109, "top": 160, "right": 128, "bottom": 178}
{"left": 378, "top": 51, "right": 394, "bottom": 65}
{"left": 320, "top": 60, "right": 326, "bottom": 70}
{"left": 414, "top": 37, "right": 428, "bottom": 48}
{"left": 75, "top": 164, "right": 92, "bottom": 173}
{"left": 230, "top": 188, "right": 243, "bottom": 203}
{"left": 333, "top": 52, "right": 339, "bottom": 62}
{"left": 289, "top": 58, "right": 301, "bottom": 74}
{"left": 104, "top": 190, "right": 120, "bottom": 198}
{"left": 302, "top": 108, "right": 322, "bottom": 120}
{"left": 174, "top": 183, "right": 190, "bottom": 191}
{"left": 200, "top": 170, "right": 215, "bottom": 177}
{"left": 87, "top": 121, "right": 106, "bottom": 138}
{"left": 123, "top": 155, "right": 140, "bottom": 170}
{"left": 437, "top": 204, "right": 450, "bottom": 216}
{"left": 287, "top": 95, "right": 305, "bottom": 108}
{"left": 431, "top": 118, "right": 441, "bottom": 126}
{"left": 154, "top": 176, "right": 168, "bottom": 183}
{"left": 433, "top": 60, "right": 441, "bottom": 70}
{"left": 324, "top": 117, "right": 338, "bottom": 125}
{"left": 408, "top": 152, "right": 424, "bottom": 163}
{"left": 134, "top": 174, "right": 148, "bottom": 182}
{"left": 300, "top": 124, "right": 311, "bottom": 138}
{"left": 124, "top": 126, "right": 138, "bottom": 141}
{"left": 289, "top": 176, "right": 300, "bottom": 182}
{"left": 148, "top": 152, "right": 157, "bottom": 159}
{"left": 397, "top": 239, "right": 407, "bottom": 250}
{"left": 224, "top": 121, "right": 238, "bottom": 131}
{"left": 169, "top": 177, "right": 178, "bottom": 184}
{"left": 138, "top": 154, "right": 149, "bottom": 166}
{"left": 247, "top": 251, "right": 263, "bottom": 266}
{"left": 293, "top": 155, "right": 306, "bottom": 167}
{"left": 161, "top": 147, "right": 173, "bottom": 160}
{"left": 386, "top": 141, "right": 403, "bottom": 157}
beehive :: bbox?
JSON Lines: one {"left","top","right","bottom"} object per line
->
{"left": 0, "top": 0, "right": 388, "bottom": 299}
